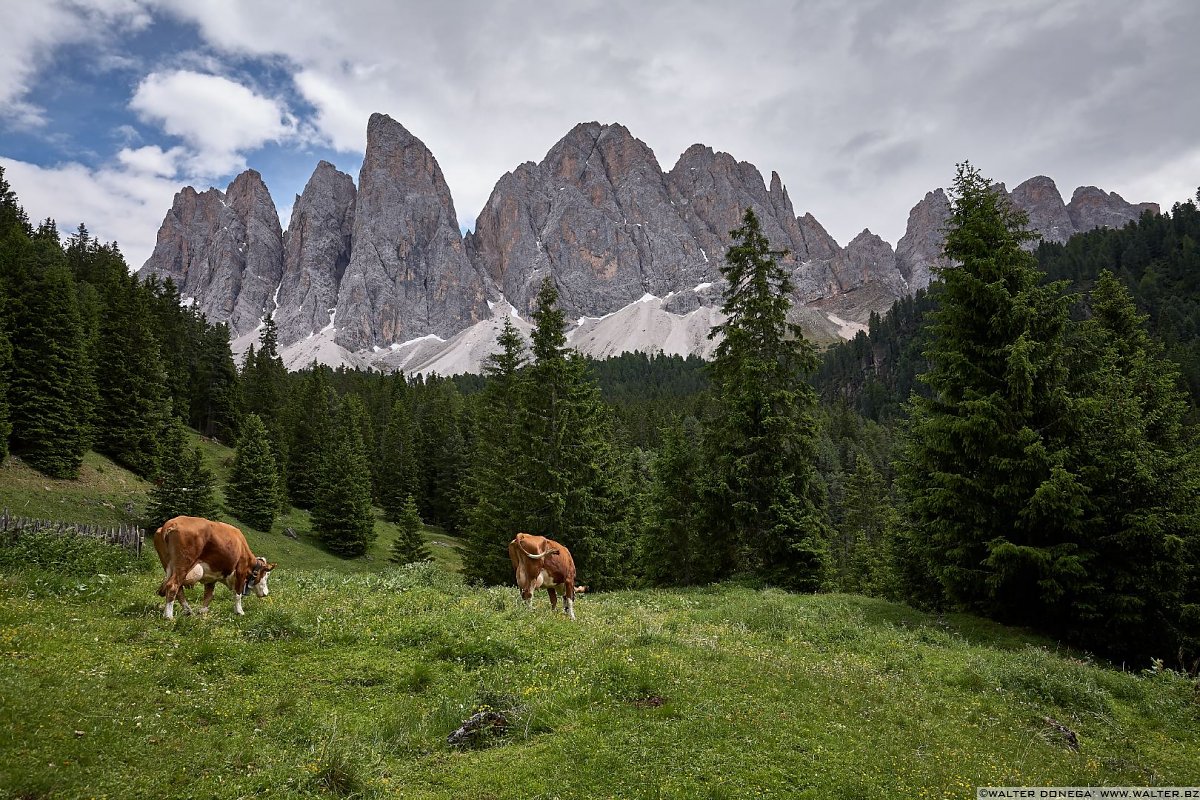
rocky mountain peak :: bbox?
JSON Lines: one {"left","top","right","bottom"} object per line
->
{"left": 140, "top": 169, "right": 283, "bottom": 336}
{"left": 1010, "top": 175, "right": 1073, "bottom": 244}
{"left": 333, "top": 113, "right": 486, "bottom": 351}
{"left": 275, "top": 160, "right": 357, "bottom": 345}
{"left": 1067, "top": 186, "right": 1159, "bottom": 232}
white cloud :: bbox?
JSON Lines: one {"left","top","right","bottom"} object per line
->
{"left": 0, "top": 0, "right": 150, "bottom": 128}
{"left": 129, "top": 70, "right": 299, "bottom": 175}
{"left": 1, "top": 156, "right": 202, "bottom": 270}
{"left": 117, "top": 144, "right": 187, "bottom": 177}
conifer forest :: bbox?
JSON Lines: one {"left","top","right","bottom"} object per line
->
{"left": 2, "top": 163, "right": 1198, "bottom": 667}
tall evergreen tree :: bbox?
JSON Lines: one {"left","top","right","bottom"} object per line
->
{"left": 415, "top": 376, "right": 469, "bottom": 534}
{"left": 390, "top": 494, "right": 432, "bottom": 565}
{"left": 703, "top": 208, "right": 828, "bottom": 591}
{"left": 896, "top": 162, "right": 1084, "bottom": 629}
{"left": 379, "top": 394, "right": 421, "bottom": 524}
{"left": 2, "top": 221, "right": 92, "bottom": 478}
{"left": 192, "top": 322, "right": 241, "bottom": 442}
{"left": 1066, "top": 270, "right": 1200, "bottom": 659}
{"left": 463, "top": 317, "right": 531, "bottom": 584}
{"left": 0, "top": 305, "right": 10, "bottom": 465}
{"left": 834, "top": 455, "right": 899, "bottom": 596}
{"left": 226, "top": 413, "right": 280, "bottom": 531}
{"left": 519, "top": 278, "right": 632, "bottom": 590}
{"left": 286, "top": 364, "right": 336, "bottom": 508}
{"left": 148, "top": 418, "right": 217, "bottom": 525}
{"left": 640, "top": 415, "right": 711, "bottom": 586}
{"left": 90, "top": 246, "right": 169, "bottom": 477}
{"left": 313, "top": 396, "right": 376, "bottom": 557}
{"left": 242, "top": 316, "right": 289, "bottom": 499}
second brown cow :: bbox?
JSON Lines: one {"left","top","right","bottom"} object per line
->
{"left": 508, "top": 532, "right": 584, "bottom": 620}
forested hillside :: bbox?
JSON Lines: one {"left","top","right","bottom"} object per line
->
{"left": 2, "top": 165, "right": 1198, "bottom": 668}
{"left": 817, "top": 192, "right": 1200, "bottom": 421}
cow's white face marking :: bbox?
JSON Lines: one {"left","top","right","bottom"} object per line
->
{"left": 254, "top": 570, "right": 270, "bottom": 597}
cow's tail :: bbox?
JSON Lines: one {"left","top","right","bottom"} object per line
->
{"left": 517, "top": 545, "right": 560, "bottom": 560}
{"left": 155, "top": 520, "right": 180, "bottom": 597}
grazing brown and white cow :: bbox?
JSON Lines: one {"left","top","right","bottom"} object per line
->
{"left": 154, "top": 516, "right": 275, "bottom": 619}
{"left": 508, "top": 532, "right": 585, "bottom": 620}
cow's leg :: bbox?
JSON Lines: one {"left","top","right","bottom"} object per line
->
{"left": 564, "top": 584, "right": 576, "bottom": 621}
{"left": 520, "top": 586, "right": 533, "bottom": 609}
{"left": 234, "top": 591, "right": 245, "bottom": 616}
{"left": 547, "top": 587, "right": 559, "bottom": 611}
{"left": 198, "top": 582, "right": 215, "bottom": 614}
{"left": 162, "top": 577, "right": 182, "bottom": 619}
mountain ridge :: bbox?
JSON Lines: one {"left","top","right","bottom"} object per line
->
{"left": 140, "top": 115, "right": 1158, "bottom": 374}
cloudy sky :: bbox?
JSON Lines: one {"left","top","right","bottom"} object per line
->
{"left": 2, "top": 0, "right": 1197, "bottom": 270}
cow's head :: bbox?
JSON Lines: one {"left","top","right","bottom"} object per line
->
{"left": 245, "top": 557, "right": 276, "bottom": 597}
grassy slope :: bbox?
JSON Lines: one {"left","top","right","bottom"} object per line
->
{"left": 2, "top": 446, "right": 1198, "bottom": 798}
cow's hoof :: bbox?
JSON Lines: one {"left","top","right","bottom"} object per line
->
{"left": 197, "top": 607, "right": 209, "bottom": 615}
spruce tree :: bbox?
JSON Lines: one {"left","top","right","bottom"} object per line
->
{"left": 703, "top": 208, "right": 828, "bottom": 591}
{"left": 896, "top": 162, "right": 1084, "bottom": 628}
{"left": 90, "top": 247, "right": 169, "bottom": 478}
{"left": 1066, "top": 270, "right": 1200, "bottom": 659}
{"left": 463, "top": 317, "right": 530, "bottom": 584}
{"left": 2, "top": 223, "right": 92, "bottom": 478}
{"left": 519, "top": 278, "right": 632, "bottom": 590}
{"left": 226, "top": 413, "right": 280, "bottom": 531}
{"left": 0, "top": 312, "right": 10, "bottom": 465}
{"left": 390, "top": 494, "right": 432, "bottom": 565}
{"left": 415, "top": 377, "right": 469, "bottom": 534}
{"left": 193, "top": 323, "right": 241, "bottom": 442}
{"left": 379, "top": 395, "right": 421, "bottom": 524}
{"left": 836, "top": 455, "right": 899, "bottom": 596}
{"left": 312, "top": 396, "right": 376, "bottom": 557}
{"left": 286, "top": 364, "right": 335, "bottom": 508}
{"left": 148, "top": 418, "right": 217, "bottom": 525}
{"left": 641, "top": 415, "right": 711, "bottom": 586}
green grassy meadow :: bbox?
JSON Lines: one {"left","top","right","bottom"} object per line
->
{"left": 1, "top": 448, "right": 1199, "bottom": 799}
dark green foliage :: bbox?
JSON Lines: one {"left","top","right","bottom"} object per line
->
{"left": 390, "top": 494, "right": 431, "bottom": 565}
{"left": 379, "top": 395, "right": 421, "bottom": 523}
{"left": 831, "top": 456, "right": 898, "bottom": 596}
{"left": 0, "top": 307, "right": 11, "bottom": 464}
{"left": 191, "top": 322, "right": 241, "bottom": 442}
{"left": 415, "top": 377, "right": 469, "bottom": 535}
{"left": 704, "top": 208, "right": 828, "bottom": 591}
{"left": 640, "top": 416, "right": 711, "bottom": 586}
{"left": 897, "top": 163, "right": 1082, "bottom": 629}
{"left": 242, "top": 316, "right": 289, "bottom": 502}
{"left": 518, "top": 279, "right": 634, "bottom": 590}
{"left": 226, "top": 413, "right": 280, "bottom": 531}
{"left": 285, "top": 364, "right": 336, "bottom": 508}
{"left": 148, "top": 418, "right": 216, "bottom": 526}
{"left": 88, "top": 244, "right": 169, "bottom": 478}
{"left": 463, "top": 317, "right": 529, "bottom": 585}
{"left": 313, "top": 396, "right": 376, "bottom": 557}
{"left": 1065, "top": 270, "right": 1200, "bottom": 660}
{"left": 2, "top": 223, "right": 92, "bottom": 478}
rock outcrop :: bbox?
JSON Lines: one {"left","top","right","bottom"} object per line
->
{"left": 894, "top": 189, "right": 952, "bottom": 291}
{"left": 141, "top": 169, "right": 284, "bottom": 335}
{"left": 1066, "top": 186, "right": 1158, "bottom": 233}
{"left": 466, "top": 122, "right": 712, "bottom": 319}
{"left": 832, "top": 230, "right": 907, "bottom": 298}
{"left": 895, "top": 180, "right": 1159, "bottom": 291}
{"left": 1010, "top": 176, "right": 1074, "bottom": 245}
{"left": 334, "top": 113, "right": 488, "bottom": 351}
{"left": 276, "top": 161, "right": 356, "bottom": 345}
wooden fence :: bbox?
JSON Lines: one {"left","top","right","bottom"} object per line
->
{"left": 0, "top": 508, "right": 144, "bottom": 556}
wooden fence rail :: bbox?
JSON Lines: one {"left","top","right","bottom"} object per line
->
{"left": 0, "top": 508, "right": 144, "bottom": 557}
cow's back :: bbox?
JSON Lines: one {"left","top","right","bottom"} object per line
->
{"left": 156, "top": 516, "right": 250, "bottom": 575}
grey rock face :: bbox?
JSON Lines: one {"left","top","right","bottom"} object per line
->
{"left": 1010, "top": 176, "right": 1074, "bottom": 245}
{"left": 895, "top": 189, "right": 952, "bottom": 291}
{"left": 335, "top": 113, "right": 488, "bottom": 351}
{"left": 276, "top": 161, "right": 356, "bottom": 346}
{"left": 467, "top": 122, "right": 712, "bottom": 319}
{"left": 140, "top": 169, "right": 284, "bottom": 336}
{"left": 832, "top": 230, "right": 906, "bottom": 297}
{"left": 1066, "top": 186, "right": 1159, "bottom": 233}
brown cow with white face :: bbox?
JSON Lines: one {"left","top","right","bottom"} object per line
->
{"left": 154, "top": 516, "right": 275, "bottom": 619}
{"left": 508, "top": 532, "right": 584, "bottom": 620}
